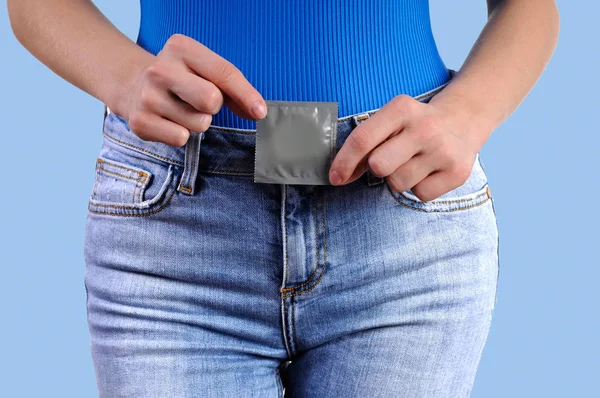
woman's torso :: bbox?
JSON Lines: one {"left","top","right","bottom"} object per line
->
{"left": 136, "top": 0, "right": 450, "bottom": 129}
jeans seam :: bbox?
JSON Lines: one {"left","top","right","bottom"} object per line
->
{"left": 88, "top": 166, "right": 180, "bottom": 217}
{"left": 280, "top": 191, "right": 320, "bottom": 297}
{"left": 96, "top": 157, "right": 150, "bottom": 178}
{"left": 91, "top": 169, "right": 100, "bottom": 202}
{"left": 180, "top": 132, "right": 196, "bottom": 191}
{"left": 283, "top": 185, "right": 289, "bottom": 286}
{"left": 291, "top": 294, "right": 299, "bottom": 355}
{"left": 398, "top": 186, "right": 490, "bottom": 205}
{"left": 274, "top": 364, "right": 284, "bottom": 397}
{"left": 201, "top": 169, "right": 254, "bottom": 176}
{"left": 103, "top": 130, "right": 185, "bottom": 167}
{"left": 281, "top": 191, "right": 327, "bottom": 298}
{"left": 386, "top": 181, "right": 492, "bottom": 212}
{"left": 94, "top": 158, "right": 151, "bottom": 204}
{"left": 393, "top": 195, "right": 491, "bottom": 213}
{"left": 492, "top": 198, "right": 500, "bottom": 308}
{"left": 281, "top": 297, "right": 293, "bottom": 359}
{"left": 87, "top": 186, "right": 177, "bottom": 217}
{"left": 178, "top": 132, "right": 202, "bottom": 194}
{"left": 96, "top": 168, "right": 142, "bottom": 184}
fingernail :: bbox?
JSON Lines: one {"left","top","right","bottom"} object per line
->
{"left": 330, "top": 169, "right": 342, "bottom": 185}
{"left": 251, "top": 100, "right": 267, "bottom": 119}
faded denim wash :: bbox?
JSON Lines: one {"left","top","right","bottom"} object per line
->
{"left": 83, "top": 69, "right": 499, "bottom": 397}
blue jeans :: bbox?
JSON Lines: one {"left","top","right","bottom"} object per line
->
{"left": 84, "top": 69, "right": 499, "bottom": 397}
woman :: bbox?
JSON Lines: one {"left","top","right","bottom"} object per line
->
{"left": 8, "top": 1, "right": 559, "bottom": 396}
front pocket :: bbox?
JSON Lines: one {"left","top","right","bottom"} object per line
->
{"left": 386, "top": 180, "right": 492, "bottom": 212}
{"left": 87, "top": 140, "right": 183, "bottom": 217}
{"left": 385, "top": 153, "right": 493, "bottom": 213}
{"left": 91, "top": 157, "right": 152, "bottom": 204}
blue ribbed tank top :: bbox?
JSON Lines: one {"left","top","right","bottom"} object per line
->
{"left": 136, "top": 0, "right": 450, "bottom": 130}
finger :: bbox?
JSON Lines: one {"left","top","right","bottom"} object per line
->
{"left": 385, "top": 153, "right": 438, "bottom": 195}
{"left": 329, "top": 95, "right": 416, "bottom": 185}
{"left": 223, "top": 94, "right": 258, "bottom": 121}
{"left": 169, "top": 72, "right": 224, "bottom": 116}
{"left": 128, "top": 111, "right": 191, "bottom": 148}
{"left": 141, "top": 59, "right": 225, "bottom": 116}
{"left": 410, "top": 170, "right": 457, "bottom": 202}
{"left": 152, "top": 91, "right": 213, "bottom": 133}
{"left": 165, "top": 35, "right": 267, "bottom": 119}
{"left": 367, "top": 129, "right": 425, "bottom": 177}
{"left": 169, "top": 71, "right": 260, "bottom": 122}
{"left": 340, "top": 156, "right": 370, "bottom": 185}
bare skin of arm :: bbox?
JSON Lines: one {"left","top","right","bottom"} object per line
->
{"left": 428, "top": 0, "right": 561, "bottom": 151}
{"left": 7, "top": 0, "right": 268, "bottom": 147}
{"left": 8, "top": 0, "right": 560, "bottom": 198}
{"left": 330, "top": 0, "right": 560, "bottom": 201}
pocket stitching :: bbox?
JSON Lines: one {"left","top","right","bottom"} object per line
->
{"left": 87, "top": 185, "right": 177, "bottom": 217}
{"left": 385, "top": 180, "right": 492, "bottom": 213}
{"left": 103, "top": 131, "right": 185, "bottom": 167}
{"left": 398, "top": 186, "right": 490, "bottom": 205}
{"left": 93, "top": 156, "right": 153, "bottom": 205}
{"left": 96, "top": 157, "right": 151, "bottom": 178}
{"left": 88, "top": 163, "right": 181, "bottom": 217}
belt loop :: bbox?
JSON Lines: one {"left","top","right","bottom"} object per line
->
{"left": 102, "top": 105, "right": 109, "bottom": 133}
{"left": 352, "top": 113, "right": 385, "bottom": 187}
{"left": 177, "top": 131, "right": 204, "bottom": 195}
{"left": 365, "top": 171, "right": 385, "bottom": 186}
{"left": 351, "top": 112, "right": 369, "bottom": 127}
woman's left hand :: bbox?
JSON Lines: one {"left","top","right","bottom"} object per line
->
{"left": 329, "top": 94, "right": 484, "bottom": 202}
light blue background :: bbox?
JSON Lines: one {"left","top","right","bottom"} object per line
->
{"left": 0, "top": 2, "right": 596, "bottom": 397}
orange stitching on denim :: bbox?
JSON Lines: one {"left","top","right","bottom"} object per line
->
{"left": 178, "top": 133, "right": 195, "bottom": 194}
{"left": 102, "top": 131, "right": 185, "bottom": 166}
{"left": 97, "top": 157, "right": 149, "bottom": 178}
{"left": 94, "top": 163, "right": 148, "bottom": 203}
{"left": 88, "top": 184, "right": 176, "bottom": 217}
{"left": 97, "top": 168, "right": 141, "bottom": 183}
{"left": 282, "top": 191, "right": 327, "bottom": 299}
{"left": 178, "top": 133, "right": 196, "bottom": 194}
{"left": 280, "top": 187, "right": 294, "bottom": 358}
{"left": 386, "top": 182, "right": 491, "bottom": 212}
{"left": 136, "top": 173, "right": 149, "bottom": 202}
{"left": 280, "top": 195, "right": 320, "bottom": 294}
{"left": 89, "top": 168, "right": 175, "bottom": 209}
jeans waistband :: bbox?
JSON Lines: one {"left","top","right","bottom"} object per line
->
{"left": 101, "top": 69, "right": 456, "bottom": 195}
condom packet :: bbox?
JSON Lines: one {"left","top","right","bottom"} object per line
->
{"left": 254, "top": 100, "right": 338, "bottom": 185}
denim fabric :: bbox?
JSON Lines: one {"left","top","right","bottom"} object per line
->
{"left": 83, "top": 69, "right": 500, "bottom": 397}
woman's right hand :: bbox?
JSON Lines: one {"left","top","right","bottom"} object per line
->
{"left": 121, "top": 34, "right": 267, "bottom": 147}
